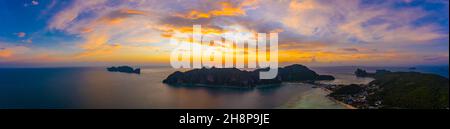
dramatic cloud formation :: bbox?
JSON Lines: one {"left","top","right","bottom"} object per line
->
{"left": 0, "top": 0, "right": 448, "bottom": 67}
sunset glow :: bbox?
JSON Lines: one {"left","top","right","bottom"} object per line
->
{"left": 0, "top": 0, "right": 448, "bottom": 67}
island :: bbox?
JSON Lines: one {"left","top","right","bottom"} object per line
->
{"left": 327, "top": 69, "right": 449, "bottom": 109}
{"left": 354, "top": 68, "right": 391, "bottom": 77}
{"left": 107, "top": 66, "right": 141, "bottom": 74}
{"left": 163, "top": 64, "right": 335, "bottom": 87}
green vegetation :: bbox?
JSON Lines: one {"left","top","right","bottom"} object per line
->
{"left": 329, "top": 71, "right": 449, "bottom": 109}
{"left": 369, "top": 72, "right": 449, "bottom": 109}
{"left": 329, "top": 84, "right": 364, "bottom": 96}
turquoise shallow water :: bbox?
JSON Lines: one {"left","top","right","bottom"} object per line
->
{"left": 0, "top": 66, "right": 447, "bottom": 109}
{"left": 278, "top": 84, "right": 346, "bottom": 109}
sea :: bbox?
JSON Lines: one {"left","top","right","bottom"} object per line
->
{"left": 0, "top": 66, "right": 448, "bottom": 109}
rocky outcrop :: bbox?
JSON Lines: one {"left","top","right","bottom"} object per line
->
{"left": 163, "top": 64, "right": 335, "bottom": 87}
{"left": 355, "top": 68, "right": 371, "bottom": 77}
{"left": 107, "top": 66, "right": 140, "bottom": 74}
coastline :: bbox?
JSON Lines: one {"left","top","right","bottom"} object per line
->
{"left": 278, "top": 84, "right": 350, "bottom": 109}
{"left": 320, "top": 87, "right": 357, "bottom": 109}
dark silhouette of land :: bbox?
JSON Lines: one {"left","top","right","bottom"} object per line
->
{"left": 354, "top": 68, "right": 391, "bottom": 77}
{"left": 163, "top": 64, "right": 334, "bottom": 87}
{"left": 328, "top": 69, "right": 449, "bottom": 109}
{"left": 107, "top": 66, "right": 140, "bottom": 74}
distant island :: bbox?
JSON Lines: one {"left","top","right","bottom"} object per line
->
{"left": 107, "top": 66, "right": 141, "bottom": 74}
{"left": 327, "top": 69, "right": 449, "bottom": 109}
{"left": 408, "top": 67, "right": 417, "bottom": 70}
{"left": 163, "top": 64, "right": 335, "bottom": 87}
{"left": 354, "top": 68, "right": 391, "bottom": 77}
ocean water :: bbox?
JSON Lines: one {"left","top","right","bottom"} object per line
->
{"left": 0, "top": 66, "right": 447, "bottom": 109}
{"left": 311, "top": 66, "right": 449, "bottom": 78}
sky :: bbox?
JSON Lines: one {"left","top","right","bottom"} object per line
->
{"left": 0, "top": 0, "right": 448, "bottom": 67}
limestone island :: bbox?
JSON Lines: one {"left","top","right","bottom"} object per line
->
{"left": 107, "top": 66, "right": 141, "bottom": 74}
{"left": 163, "top": 64, "right": 335, "bottom": 87}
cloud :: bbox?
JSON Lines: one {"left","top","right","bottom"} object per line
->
{"left": 282, "top": 0, "right": 331, "bottom": 36}
{"left": 80, "top": 33, "right": 109, "bottom": 50}
{"left": 47, "top": 0, "right": 162, "bottom": 59}
{"left": 39, "top": 0, "right": 58, "bottom": 18}
{"left": 24, "top": 0, "right": 39, "bottom": 7}
{"left": 14, "top": 32, "right": 26, "bottom": 38}
{"left": 22, "top": 38, "right": 33, "bottom": 43}
{"left": 423, "top": 54, "right": 449, "bottom": 62}
{"left": 278, "top": 48, "right": 429, "bottom": 66}
{"left": 14, "top": 33, "right": 32, "bottom": 43}
{"left": 97, "top": 9, "right": 148, "bottom": 25}
{"left": 0, "top": 48, "right": 13, "bottom": 58}
{"left": 175, "top": 2, "right": 247, "bottom": 19}
{"left": 0, "top": 44, "right": 30, "bottom": 59}
{"left": 341, "top": 48, "right": 360, "bottom": 52}
{"left": 278, "top": 41, "right": 328, "bottom": 51}
{"left": 48, "top": 0, "right": 108, "bottom": 31}
{"left": 32, "top": 0, "right": 39, "bottom": 5}
{"left": 75, "top": 44, "right": 122, "bottom": 59}
{"left": 39, "top": 0, "right": 448, "bottom": 66}
{"left": 277, "top": 0, "right": 447, "bottom": 43}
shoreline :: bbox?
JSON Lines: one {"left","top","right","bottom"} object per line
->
{"left": 320, "top": 87, "right": 358, "bottom": 109}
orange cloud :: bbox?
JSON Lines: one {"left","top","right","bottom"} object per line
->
{"left": 98, "top": 9, "right": 148, "bottom": 25}
{"left": 176, "top": 2, "right": 246, "bottom": 19}
{"left": 75, "top": 44, "right": 121, "bottom": 59}
{"left": 157, "top": 24, "right": 225, "bottom": 38}
{"left": 36, "top": 0, "right": 446, "bottom": 66}
{"left": 282, "top": 0, "right": 330, "bottom": 36}
{"left": 279, "top": 42, "right": 328, "bottom": 51}
{"left": 210, "top": 2, "right": 246, "bottom": 16}
{"left": 74, "top": 44, "right": 169, "bottom": 64}
{"left": 51, "top": 5, "right": 165, "bottom": 63}
{"left": 0, "top": 49, "right": 13, "bottom": 58}
{"left": 277, "top": 47, "right": 427, "bottom": 66}
{"left": 80, "top": 33, "right": 109, "bottom": 50}
{"left": 75, "top": 9, "right": 148, "bottom": 34}
{"left": 0, "top": 45, "right": 30, "bottom": 60}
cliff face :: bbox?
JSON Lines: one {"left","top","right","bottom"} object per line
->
{"left": 163, "top": 64, "right": 335, "bottom": 87}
